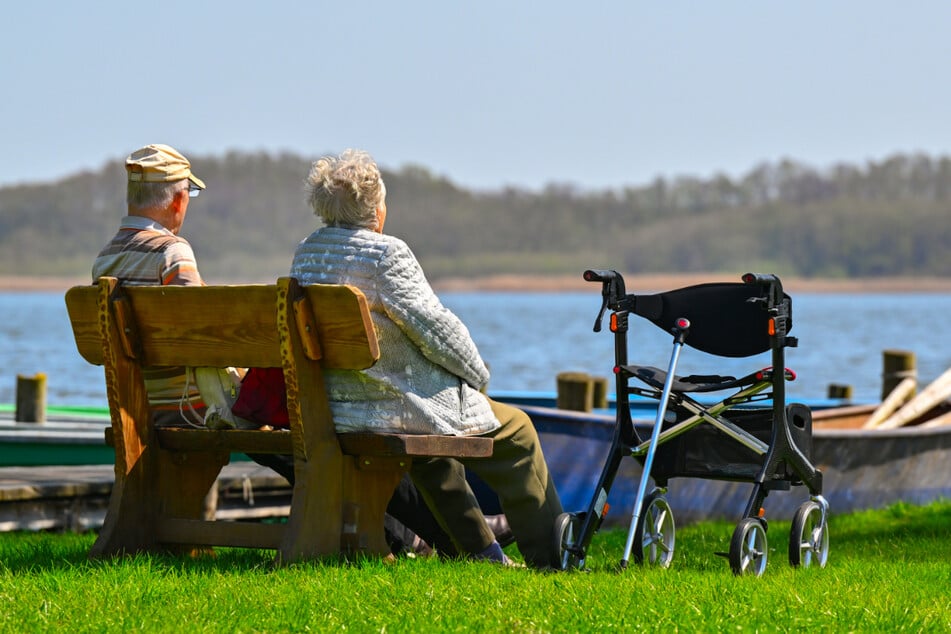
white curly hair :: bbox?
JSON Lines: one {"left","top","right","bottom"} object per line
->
{"left": 306, "top": 149, "right": 386, "bottom": 229}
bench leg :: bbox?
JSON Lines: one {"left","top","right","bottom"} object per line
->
{"left": 91, "top": 452, "right": 159, "bottom": 558}
{"left": 278, "top": 445, "right": 346, "bottom": 563}
{"left": 91, "top": 448, "right": 228, "bottom": 558}
{"left": 277, "top": 451, "right": 404, "bottom": 562}
{"left": 341, "top": 456, "right": 406, "bottom": 556}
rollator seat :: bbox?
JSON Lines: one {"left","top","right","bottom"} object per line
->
{"left": 623, "top": 365, "right": 761, "bottom": 393}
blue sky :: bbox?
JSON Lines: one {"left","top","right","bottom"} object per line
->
{"left": 2, "top": 1, "right": 949, "bottom": 191}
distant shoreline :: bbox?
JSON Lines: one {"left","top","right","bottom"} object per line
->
{"left": 432, "top": 273, "right": 951, "bottom": 294}
{"left": 3, "top": 273, "right": 950, "bottom": 294}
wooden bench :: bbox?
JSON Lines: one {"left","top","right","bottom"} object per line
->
{"left": 65, "top": 276, "right": 492, "bottom": 563}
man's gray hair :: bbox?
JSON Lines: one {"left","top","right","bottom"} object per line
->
{"left": 306, "top": 149, "right": 386, "bottom": 229}
{"left": 127, "top": 179, "right": 188, "bottom": 212}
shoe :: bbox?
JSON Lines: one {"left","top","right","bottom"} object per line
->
{"left": 473, "top": 540, "right": 521, "bottom": 566}
{"left": 485, "top": 514, "right": 515, "bottom": 548}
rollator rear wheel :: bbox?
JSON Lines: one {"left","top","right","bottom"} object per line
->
{"left": 730, "top": 517, "right": 768, "bottom": 576}
{"left": 789, "top": 500, "right": 829, "bottom": 568}
{"left": 552, "top": 512, "right": 586, "bottom": 571}
{"left": 632, "top": 489, "right": 675, "bottom": 568}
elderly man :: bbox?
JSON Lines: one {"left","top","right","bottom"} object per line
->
{"left": 92, "top": 144, "right": 206, "bottom": 421}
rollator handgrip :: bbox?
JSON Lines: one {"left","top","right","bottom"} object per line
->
{"left": 583, "top": 269, "right": 616, "bottom": 283}
{"left": 742, "top": 272, "right": 779, "bottom": 286}
{"left": 584, "top": 269, "right": 632, "bottom": 332}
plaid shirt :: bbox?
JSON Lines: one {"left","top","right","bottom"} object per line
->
{"left": 92, "top": 216, "right": 203, "bottom": 413}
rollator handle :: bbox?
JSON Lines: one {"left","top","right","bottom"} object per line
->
{"left": 583, "top": 269, "right": 628, "bottom": 332}
{"left": 742, "top": 272, "right": 779, "bottom": 286}
{"left": 583, "top": 269, "right": 617, "bottom": 284}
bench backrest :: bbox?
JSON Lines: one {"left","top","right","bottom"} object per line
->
{"left": 65, "top": 276, "right": 380, "bottom": 463}
{"left": 66, "top": 277, "right": 378, "bottom": 370}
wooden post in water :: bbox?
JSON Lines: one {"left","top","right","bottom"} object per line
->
{"left": 591, "top": 376, "right": 609, "bottom": 409}
{"left": 15, "top": 373, "right": 47, "bottom": 423}
{"left": 882, "top": 350, "right": 917, "bottom": 401}
{"left": 556, "top": 372, "right": 594, "bottom": 412}
{"left": 827, "top": 383, "right": 853, "bottom": 400}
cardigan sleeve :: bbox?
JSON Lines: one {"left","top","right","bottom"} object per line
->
{"left": 376, "top": 240, "right": 490, "bottom": 390}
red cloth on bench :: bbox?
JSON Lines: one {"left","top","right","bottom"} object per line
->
{"left": 232, "top": 367, "right": 289, "bottom": 428}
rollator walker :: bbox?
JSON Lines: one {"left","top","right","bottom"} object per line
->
{"left": 552, "top": 270, "right": 829, "bottom": 575}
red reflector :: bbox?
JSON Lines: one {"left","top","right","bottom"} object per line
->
{"left": 613, "top": 366, "right": 620, "bottom": 374}
{"left": 602, "top": 503, "right": 611, "bottom": 518}
{"left": 768, "top": 318, "right": 776, "bottom": 336}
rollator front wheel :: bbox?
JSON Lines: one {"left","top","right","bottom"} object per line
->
{"left": 730, "top": 517, "right": 768, "bottom": 576}
{"left": 552, "top": 512, "right": 586, "bottom": 571}
{"left": 789, "top": 500, "right": 829, "bottom": 568}
{"left": 632, "top": 489, "right": 675, "bottom": 568}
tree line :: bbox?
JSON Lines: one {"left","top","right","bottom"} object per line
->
{"left": 0, "top": 151, "right": 948, "bottom": 282}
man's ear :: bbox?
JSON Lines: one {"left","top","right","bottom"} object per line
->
{"left": 168, "top": 189, "right": 188, "bottom": 215}
{"left": 170, "top": 187, "right": 189, "bottom": 214}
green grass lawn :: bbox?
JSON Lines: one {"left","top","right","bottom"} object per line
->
{"left": 1, "top": 500, "right": 949, "bottom": 633}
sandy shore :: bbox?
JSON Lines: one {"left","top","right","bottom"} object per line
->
{"left": 3, "top": 273, "right": 950, "bottom": 294}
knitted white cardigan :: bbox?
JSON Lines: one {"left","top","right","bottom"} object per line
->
{"left": 290, "top": 226, "right": 500, "bottom": 436}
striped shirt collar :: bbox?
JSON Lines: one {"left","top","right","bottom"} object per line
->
{"left": 118, "top": 215, "right": 175, "bottom": 235}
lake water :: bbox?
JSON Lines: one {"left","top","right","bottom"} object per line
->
{"left": 1, "top": 290, "right": 949, "bottom": 407}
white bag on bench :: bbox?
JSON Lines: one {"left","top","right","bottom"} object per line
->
{"left": 183, "top": 367, "right": 260, "bottom": 430}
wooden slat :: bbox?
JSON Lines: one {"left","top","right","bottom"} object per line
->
{"left": 337, "top": 433, "right": 494, "bottom": 458}
{"left": 118, "top": 284, "right": 283, "bottom": 368}
{"left": 155, "top": 428, "right": 294, "bottom": 455}
{"left": 65, "top": 286, "right": 103, "bottom": 365}
{"left": 67, "top": 280, "right": 379, "bottom": 371}
{"left": 157, "top": 518, "right": 285, "bottom": 549}
{"left": 300, "top": 283, "right": 380, "bottom": 369}
{"left": 110, "top": 428, "right": 493, "bottom": 460}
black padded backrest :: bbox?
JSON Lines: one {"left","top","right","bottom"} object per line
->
{"left": 633, "top": 282, "right": 792, "bottom": 358}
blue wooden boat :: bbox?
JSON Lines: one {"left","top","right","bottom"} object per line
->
{"left": 499, "top": 395, "right": 951, "bottom": 526}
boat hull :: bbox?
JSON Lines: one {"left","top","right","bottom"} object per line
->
{"left": 524, "top": 403, "right": 951, "bottom": 525}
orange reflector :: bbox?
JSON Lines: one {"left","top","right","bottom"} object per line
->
{"left": 602, "top": 503, "right": 611, "bottom": 517}
{"left": 757, "top": 507, "right": 766, "bottom": 518}
{"left": 610, "top": 313, "right": 618, "bottom": 332}
{"left": 768, "top": 318, "right": 776, "bottom": 336}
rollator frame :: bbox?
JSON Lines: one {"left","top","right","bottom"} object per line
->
{"left": 552, "top": 270, "right": 829, "bottom": 575}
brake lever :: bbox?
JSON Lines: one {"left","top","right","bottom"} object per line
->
{"left": 593, "top": 294, "right": 608, "bottom": 332}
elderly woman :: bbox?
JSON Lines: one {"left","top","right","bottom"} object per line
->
{"left": 290, "top": 149, "right": 563, "bottom": 568}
